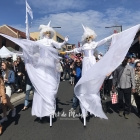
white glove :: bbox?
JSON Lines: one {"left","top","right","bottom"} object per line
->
{"left": 64, "top": 36, "right": 69, "bottom": 42}
{"left": 65, "top": 50, "right": 73, "bottom": 54}
{"left": 65, "top": 51, "right": 70, "bottom": 54}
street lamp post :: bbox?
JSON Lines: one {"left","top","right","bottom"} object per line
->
{"left": 104, "top": 25, "right": 122, "bottom": 53}
{"left": 52, "top": 27, "right": 61, "bottom": 28}
{"left": 105, "top": 25, "right": 122, "bottom": 32}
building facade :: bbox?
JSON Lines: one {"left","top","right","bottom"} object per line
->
{"left": 0, "top": 25, "right": 35, "bottom": 51}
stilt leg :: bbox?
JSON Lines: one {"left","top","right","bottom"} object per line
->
{"left": 50, "top": 115, "right": 52, "bottom": 127}
{"left": 83, "top": 116, "right": 86, "bottom": 127}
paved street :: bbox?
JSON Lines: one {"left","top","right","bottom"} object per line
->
{"left": 0, "top": 81, "right": 140, "bottom": 140}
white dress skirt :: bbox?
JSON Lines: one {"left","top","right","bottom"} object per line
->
{"left": 0, "top": 34, "right": 64, "bottom": 117}
{"left": 71, "top": 44, "right": 106, "bottom": 118}
{"left": 70, "top": 24, "right": 140, "bottom": 119}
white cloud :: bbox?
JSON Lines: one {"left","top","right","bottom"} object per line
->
{"left": 16, "top": 0, "right": 90, "bottom": 14}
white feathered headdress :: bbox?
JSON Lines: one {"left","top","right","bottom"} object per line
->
{"left": 39, "top": 21, "right": 56, "bottom": 39}
{"left": 81, "top": 24, "right": 97, "bottom": 42}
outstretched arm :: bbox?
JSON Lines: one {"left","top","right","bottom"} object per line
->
{"left": 66, "top": 47, "right": 82, "bottom": 54}
{"left": 97, "top": 34, "right": 114, "bottom": 47}
{"left": 51, "top": 36, "right": 68, "bottom": 49}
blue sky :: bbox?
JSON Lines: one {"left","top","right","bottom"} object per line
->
{"left": 1, "top": 0, "right": 140, "bottom": 53}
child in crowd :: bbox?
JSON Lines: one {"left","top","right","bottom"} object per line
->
{"left": 69, "top": 60, "right": 82, "bottom": 111}
{"left": 70, "top": 61, "right": 75, "bottom": 85}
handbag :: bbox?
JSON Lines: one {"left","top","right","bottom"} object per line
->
{"left": 111, "top": 91, "right": 118, "bottom": 104}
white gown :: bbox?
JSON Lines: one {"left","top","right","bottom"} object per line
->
{"left": 69, "top": 37, "right": 113, "bottom": 118}
{"left": 0, "top": 34, "right": 65, "bottom": 117}
{"left": 69, "top": 24, "right": 140, "bottom": 119}
{"left": 31, "top": 37, "right": 66, "bottom": 117}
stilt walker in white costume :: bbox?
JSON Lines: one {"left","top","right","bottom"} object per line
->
{"left": 0, "top": 21, "right": 68, "bottom": 127}
{"left": 66, "top": 24, "right": 140, "bottom": 126}
{"left": 66, "top": 24, "right": 113, "bottom": 126}
{"left": 33, "top": 21, "right": 68, "bottom": 126}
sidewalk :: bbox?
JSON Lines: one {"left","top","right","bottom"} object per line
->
{"left": 11, "top": 91, "right": 33, "bottom": 104}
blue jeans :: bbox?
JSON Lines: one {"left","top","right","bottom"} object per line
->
{"left": 24, "top": 84, "right": 32, "bottom": 107}
{"left": 72, "top": 94, "right": 79, "bottom": 109}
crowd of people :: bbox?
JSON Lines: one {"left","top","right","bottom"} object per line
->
{"left": 0, "top": 56, "right": 24, "bottom": 134}
{"left": 60, "top": 53, "right": 83, "bottom": 84}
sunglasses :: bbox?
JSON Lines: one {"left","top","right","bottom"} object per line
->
{"left": 136, "top": 66, "right": 140, "bottom": 68}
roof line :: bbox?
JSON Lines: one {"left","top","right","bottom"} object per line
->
{"left": 4, "top": 25, "right": 18, "bottom": 36}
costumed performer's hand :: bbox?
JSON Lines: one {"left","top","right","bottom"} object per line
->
{"left": 64, "top": 36, "right": 69, "bottom": 42}
{"left": 65, "top": 51, "right": 71, "bottom": 54}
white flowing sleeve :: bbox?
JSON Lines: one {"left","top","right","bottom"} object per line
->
{"left": 66, "top": 47, "right": 82, "bottom": 54}
{"left": 51, "top": 40, "right": 66, "bottom": 49}
{"left": 96, "top": 34, "right": 114, "bottom": 47}
{"left": 74, "top": 24, "right": 140, "bottom": 119}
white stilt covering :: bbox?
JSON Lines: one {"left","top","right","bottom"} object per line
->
{"left": 83, "top": 116, "right": 86, "bottom": 127}
{"left": 50, "top": 115, "right": 52, "bottom": 127}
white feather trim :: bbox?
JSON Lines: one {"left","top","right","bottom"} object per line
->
{"left": 39, "top": 25, "right": 56, "bottom": 39}
{"left": 81, "top": 27, "right": 97, "bottom": 42}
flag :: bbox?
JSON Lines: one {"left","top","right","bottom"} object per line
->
{"left": 26, "top": 0, "right": 33, "bottom": 20}
{"left": 25, "top": 0, "right": 33, "bottom": 40}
